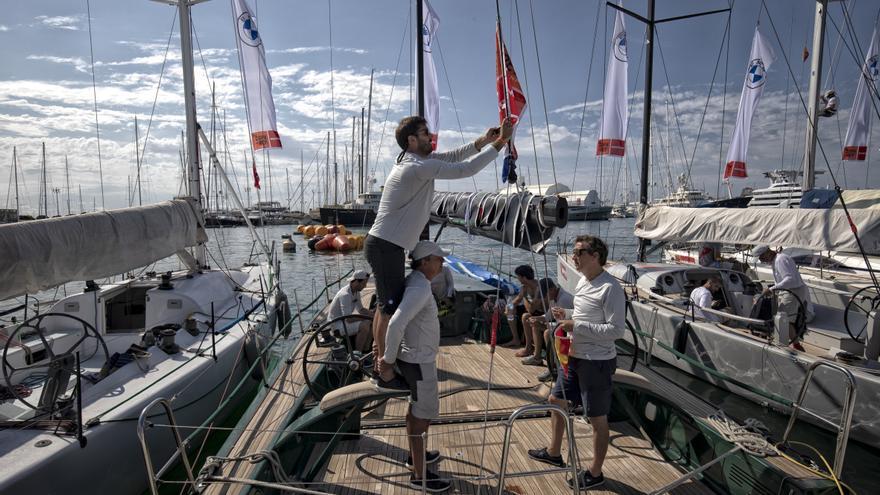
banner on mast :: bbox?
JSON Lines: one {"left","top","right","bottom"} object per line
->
{"left": 495, "top": 23, "right": 527, "bottom": 182}
{"left": 724, "top": 27, "right": 775, "bottom": 179}
{"left": 422, "top": 0, "right": 441, "bottom": 150}
{"left": 843, "top": 22, "right": 880, "bottom": 161}
{"left": 232, "top": 0, "right": 281, "bottom": 151}
{"left": 597, "top": 6, "right": 628, "bottom": 157}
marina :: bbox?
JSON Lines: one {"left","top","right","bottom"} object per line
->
{"left": 3, "top": 0, "right": 880, "bottom": 493}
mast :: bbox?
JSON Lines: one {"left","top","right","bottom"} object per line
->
{"left": 12, "top": 147, "right": 20, "bottom": 221}
{"left": 365, "top": 69, "right": 374, "bottom": 193}
{"left": 78, "top": 184, "right": 84, "bottom": 214}
{"left": 802, "top": 0, "right": 828, "bottom": 191}
{"left": 286, "top": 168, "right": 290, "bottom": 208}
{"left": 326, "top": 131, "right": 330, "bottom": 206}
{"left": 134, "top": 115, "right": 143, "bottom": 206}
{"left": 176, "top": 0, "right": 205, "bottom": 266}
{"left": 40, "top": 142, "right": 48, "bottom": 218}
{"left": 300, "top": 149, "right": 305, "bottom": 213}
{"left": 64, "top": 155, "right": 71, "bottom": 214}
{"left": 360, "top": 107, "right": 365, "bottom": 196}
{"left": 416, "top": 0, "right": 425, "bottom": 117}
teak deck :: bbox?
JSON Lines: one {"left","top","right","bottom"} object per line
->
{"left": 201, "top": 287, "right": 818, "bottom": 495}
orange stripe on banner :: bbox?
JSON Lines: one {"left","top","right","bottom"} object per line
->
{"left": 723, "top": 161, "right": 747, "bottom": 178}
{"left": 842, "top": 146, "right": 867, "bottom": 161}
{"left": 596, "top": 139, "right": 625, "bottom": 157}
{"left": 252, "top": 130, "right": 282, "bottom": 150}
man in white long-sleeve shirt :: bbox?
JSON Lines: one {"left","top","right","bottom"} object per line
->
{"left": 380, "top": 240, "right": 450, "bottom": 492}
{"left": 753, "top": 246, "right": 815, "bottom": 351}
{"left": 526, "top": 235, "right": 625, "bottom": 490}
{"left": 326, "top": 270, "right": 373, "bottom": 352}
{"left": 366, "top": 116, "right": 514, "bottom": 387}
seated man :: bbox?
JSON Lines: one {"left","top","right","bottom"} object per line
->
{"left": 689, "top": 276, "right": 725, "bottom": 322}
{"left": 522, "top": 278, "right": 574, "bottom": 367}
{"left": 430, "top": 264, "right": 455, "bottom": 303}
{"left": 327, "top": 270, "right": 373, "bottom": 352}
{"left": 505, "top": 265, "right": 540, "bottom": 356}
{"left": 537, "top": 279, "right": 576, "bottom": 382}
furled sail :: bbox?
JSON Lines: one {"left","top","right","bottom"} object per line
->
{"left": 431, "top": 191, "right": 567, "bottom": 252}
{"left": 635, "top": 206, "right": 880, "bottom": 254}
{"left": 0, "top": 199, "right": 206, "bottom": 300}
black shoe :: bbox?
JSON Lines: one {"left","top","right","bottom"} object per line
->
{"left": 568, "top": 470, "right": 605, "bottom": 490}
{"left": 409, "top": 472, "right": 451, "bottom": 492}
{"left": 406, "top": 450, "right": 441, "bottom": 469}
{"left": 375, "top": 373, "right": 410, "bottom": 392}
{"left": 537, "top": 370, "right": 553, "bottom": 382}
{"left": 527, "top": 447, "right": 565, "bottom": 467}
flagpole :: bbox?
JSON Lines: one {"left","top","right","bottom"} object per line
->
{"left": 494, "top": 0, "right": 512, "bottom": 122}
{"left": 417, "top": 0, "right": 425, "bottom": 118}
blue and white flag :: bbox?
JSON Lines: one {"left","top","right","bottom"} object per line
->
{"left": 725, "top": 27, "right": 775, "bottom": 179}
{"left": 232, "top": 0, "right": 281, "bottom": 150}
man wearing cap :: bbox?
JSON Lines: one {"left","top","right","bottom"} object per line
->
{"left": 366, "top": 116, "right": 514, "bottom": 387}
{"left": 752, "top": 246, "right": 815, "bottom": 351}
{"left": 380, "top": 240, "right": 450, "bottom": 492}
{"left": 326, "top": 270, "right": 373, "bottom": 352}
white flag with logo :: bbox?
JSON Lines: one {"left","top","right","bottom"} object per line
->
{"left": 597, "top": 6, "right": 628, "bottom": 157}
{"left": 843, "top": 22, "right": 880, "bottom": 161}
{"left": 724, "top": 27, "right": 775, "bottom": 179}
{"left": 422, "top": 0, "right": 441, "bottom": 150}
{"left": 232, "top": 0, "right": 281, "bottom": 150}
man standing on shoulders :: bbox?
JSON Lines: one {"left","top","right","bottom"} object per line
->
{"left": 367, "top": 116, "right": 513, "bottom": 387}
{"left": 753, "top": 245, "right": 815, "bottom": 351}
{"left": 526, "top": 235, "right": 625, "bottom": 490}
{"left": 326, "top": 270, "right": 373, "bottom": 352}
{"left": 381, "top": 241, "right": 451, "bottom": 492}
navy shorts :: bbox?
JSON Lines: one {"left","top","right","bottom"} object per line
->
{"left": 550, "top": 356, "right": 616, "bottom": 417}
{"left": 364, "top": 234, "right": 405, "bottom": 315}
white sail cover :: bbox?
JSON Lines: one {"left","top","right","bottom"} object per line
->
{"left": 843, "top": 22, "right": 880, "bottom": 161}
{"left": 635, "top": 206, "right": 880, "bottom": 255}
{"left": 232, "top": 0, "right": 281, "bottom": 150}
{"left": 597, "top": 6, "right": 628, "bottom": 157}
{"left": 422, "top": 0, "right": 440, "bottom": 149}
{"left": 0, "top": 200, "right": 206, "bottom": 300}
{"left": 724, "top": 27, "right": 775, "bottom": 179}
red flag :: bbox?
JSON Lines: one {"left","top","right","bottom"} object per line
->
{"left": 495, "top": 23, "right": 527, "bottom": 160}
{"left": 252, "top": 160, "right": 261, "bottom": 190}
{"left": 802, "top": 46, "right": 809, "bottom": 62}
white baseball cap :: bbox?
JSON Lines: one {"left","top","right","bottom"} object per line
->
{"left": 751, "top": 245, "right": 770, "bottom": 258}
{"left": 410, "top": 240, "right": 449, "bottom": 261}
{"left": 349, "top": 270, "right": 370, "bottom": 282}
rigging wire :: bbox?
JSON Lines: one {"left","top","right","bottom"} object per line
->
{"left": 716, "top": 0, "right": 734, "bottom": 198}
{"left": 85, "top": 0, "right": 106, "bottom": 209}
{"left": 369, "top": 6, "right": 411, "bottom": 184}
{"left": 570, "top": 0, "right": 603, "bottom": 198}
{"left": 526, "top": 0, "right": 559, "bottom": 189}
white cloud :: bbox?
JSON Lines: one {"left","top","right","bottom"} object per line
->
{"left": 268, "top": 46, "right": 368, "bottom": 55}
{"left": 26, "top": 55, "right": 92, "bottom": 73}
{"left": 35, "top": 15, "right": 82, "bottom": 31}
{"left": 0, "top": 25, "right": 9, "bottom": 32}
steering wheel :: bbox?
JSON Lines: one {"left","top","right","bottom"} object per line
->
{"left": 2, "top": 312, "right": 109, "bottom": 412}
{"left": 771, "top": 288, "right": 808, "bottom": 344}
{"left": 844, "top": 286, "right": 878, "bottom": 344}
{"left": 301, "top": 314, "right": 374, "bottom": 400}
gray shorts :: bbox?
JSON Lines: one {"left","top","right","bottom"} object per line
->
{"left": 397, "top": 360, "right": 440, "bottom": 420}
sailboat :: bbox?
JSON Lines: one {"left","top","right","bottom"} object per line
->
{"left": 0, "top": 1, "right": 287, "bottom": 494}
{"left": 558, "top": 0, "right": 880, "bottom": 460}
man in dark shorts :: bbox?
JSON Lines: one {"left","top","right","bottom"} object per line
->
{"left": 526, "top": 235, "right": 625, "bottom": 490}
{"left": 367, "top": 115, "right": 513, "bottom": 385}
{"left": 381, "top": 241, "right": 450, "bottom": 492}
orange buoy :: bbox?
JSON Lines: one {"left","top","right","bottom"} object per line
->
{"left": 315, "top": 233, "right": 336, "bottom": 250}
{"left": 296, "top": 224, "right": 306, "bottom": 234}
{"left": 337, "top": 225, "right": 348, "bottom": 235}
{"left": 332, "top": 234, "right": 352, "bottom": 251}
{"left": 315, "top": 225, "right": 328, "bottom": 236}
{"left": 304, "top": 225, "right": 316, "bottom": 237}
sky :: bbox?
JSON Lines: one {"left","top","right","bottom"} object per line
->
{"left": 2, "top": 0, "right": 880, "bottom": 216}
